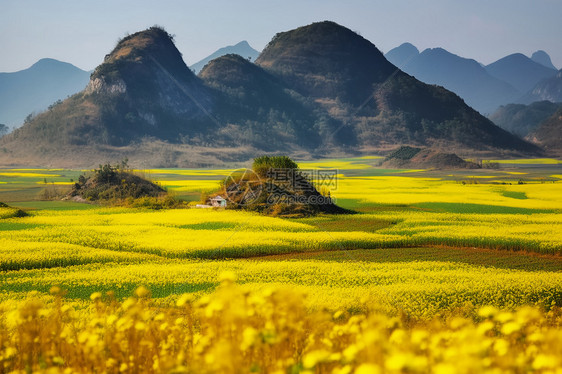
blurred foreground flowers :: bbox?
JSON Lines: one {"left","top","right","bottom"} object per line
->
{"left": 1, "top": 275, "right": 562, "bottom": 373}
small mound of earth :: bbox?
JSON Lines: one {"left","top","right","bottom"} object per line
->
{"left": 382, "top": 146, "right": 481, "bottom": 169}
{"left": 214, "top": 169, "right": 353, "bottom": 217}
{"left": 66, "top": 170, "right": 165, "bottom": 202}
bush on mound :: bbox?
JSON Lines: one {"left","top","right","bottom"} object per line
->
{"left": 67, "top": 162, "right": 182, "bottom": 208}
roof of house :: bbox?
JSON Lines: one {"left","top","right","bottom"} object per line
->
{"left": 210, "top": 195, "right": 226, "bottom": 201}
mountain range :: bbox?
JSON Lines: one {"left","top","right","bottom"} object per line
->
{"left": 385, "top": 44, "right": 558, "bottom": 114}
{"left": 0, "top": 22, "right": 541, "bottom": 167}
{"left": 385, "top": 44, "right": 520, "bottom": 114}
{"left": 0, "top": 59, "right": 90, "bottom": 128}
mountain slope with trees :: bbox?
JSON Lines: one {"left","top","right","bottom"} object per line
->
{"left": 199, "top": 54, "right": 324, "bottom": 151}
{"left": 256, "top": 21, "right": 537, "bottom": 153}
{"left": 526, "top": 106, "right": 562, "bottom": 155}
{"left": 489, "top": 101, "right": 561, "bottom": 137}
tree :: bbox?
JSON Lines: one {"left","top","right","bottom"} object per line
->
{"left": 252, "top": 155, "right": 299, "bottom": 177}
{"left": 0, "top": 124, "right": 8, "bottom": 137}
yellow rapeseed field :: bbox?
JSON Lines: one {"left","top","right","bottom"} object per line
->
{"left": 1, "top": 276, "right": 561, "bottom": 373}
{"left": 0, "top": 159, "right": 561, "bottom": 372}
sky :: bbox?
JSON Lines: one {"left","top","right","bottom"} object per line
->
{"left": 0, "top": 0, "right": 560, "bottom": 72}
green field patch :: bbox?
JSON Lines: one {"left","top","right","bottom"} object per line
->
{"left": 11, "top": 201, "right": 98, "bottom": 211}
{"left": 178, "top": 222, "right": 240, "bottom": 230}
{"left": 294, "top": 216, "right": 395, "bottom": 233}
{"left": 2, "top": 281, "right": 216, "bottom": 300}
{"left": 335, "top": 198, "right": 411, "bottom": 212}
{"left": 501, "top": 191, "right": 528, "bottom": 199}
{"left": 490, "top": 158, "right": 562, "bottom": 165}
{"left": 0, "top": 222, "right": 41, "bottom": 231}
{"left": 413, "top": 202, "right": 553, "bottom": 214}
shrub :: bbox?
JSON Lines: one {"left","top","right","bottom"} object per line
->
{"left": 252, "top": 155, "right": 299, "bottom": 177}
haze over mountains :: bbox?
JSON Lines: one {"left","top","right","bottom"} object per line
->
{"left": 485, "top": 53, "right": 557, "bottom": 94}
{"left": 385, "top": 43, "right": 558, "bottom": 114}
{"left": 0, "top": 22, "right": 544, "bottom": 167}
{"left": 386, "top": 44, "right": 520, "bottom": 114}
{"left": 527, "top": 106, "right": 562, "bottom": 156}
{"left": 521, "top": 69, "right": 562, "bottom": 104}
{"left": 0, "top": 59, "right": 90, "bottom": 128}
{"left": 489, "top": 101, "right": 560, "bottom": 137}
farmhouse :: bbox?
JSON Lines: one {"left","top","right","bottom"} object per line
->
{"left": 209, "top": 195, "right": 227, "bottom": 208}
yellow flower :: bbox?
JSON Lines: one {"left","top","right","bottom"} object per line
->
{"left": 218, "top": 271, "right": 237, "bottom": 284}
{"left": 354, "top": 363, "right": 381, "bottom": 374}
{"left": 134, "top": 286, "right": 150, "bottom": 298}
{"left": 302, "top": 350, "right": 332, "bottom": 369}
{"left": 89, "top": 292, "right": 102, "bottom": 301}
{"left": 532, "top": 354, "right": 560, "bottom": 370}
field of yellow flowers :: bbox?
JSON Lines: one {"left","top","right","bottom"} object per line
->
{"left": 1, "top": 275, "right": 562, "bottom": 373}
{"left": 0, "top": 157, "right": 561, "bottom": 372}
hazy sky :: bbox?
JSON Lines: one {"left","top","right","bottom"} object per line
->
{"left": 0, "top": 0, "right": 560, "bottom": 72}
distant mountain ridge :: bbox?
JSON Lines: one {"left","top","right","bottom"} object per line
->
{"left": 386, "top": 46, "right": 520, "bottom": 114}
{"left": 531, "top": 50, "right": 557, "bottom": 70}
{"left": 384, "top": 43, "right": 419, "bottom": 70}
{"left": 0, "top": 58, "right": 90, "bottom": 128}
{"left": 0, "top": 23, "right": 539, "bottom": 167}
{"left": 385, "top": 45, "right": 558, "bottom": 114}
{"left": 485, "top": 53, "right": 557, "bottom": 94}
{"left": 190, "top": 41, "right": 259, "bottom": 74}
